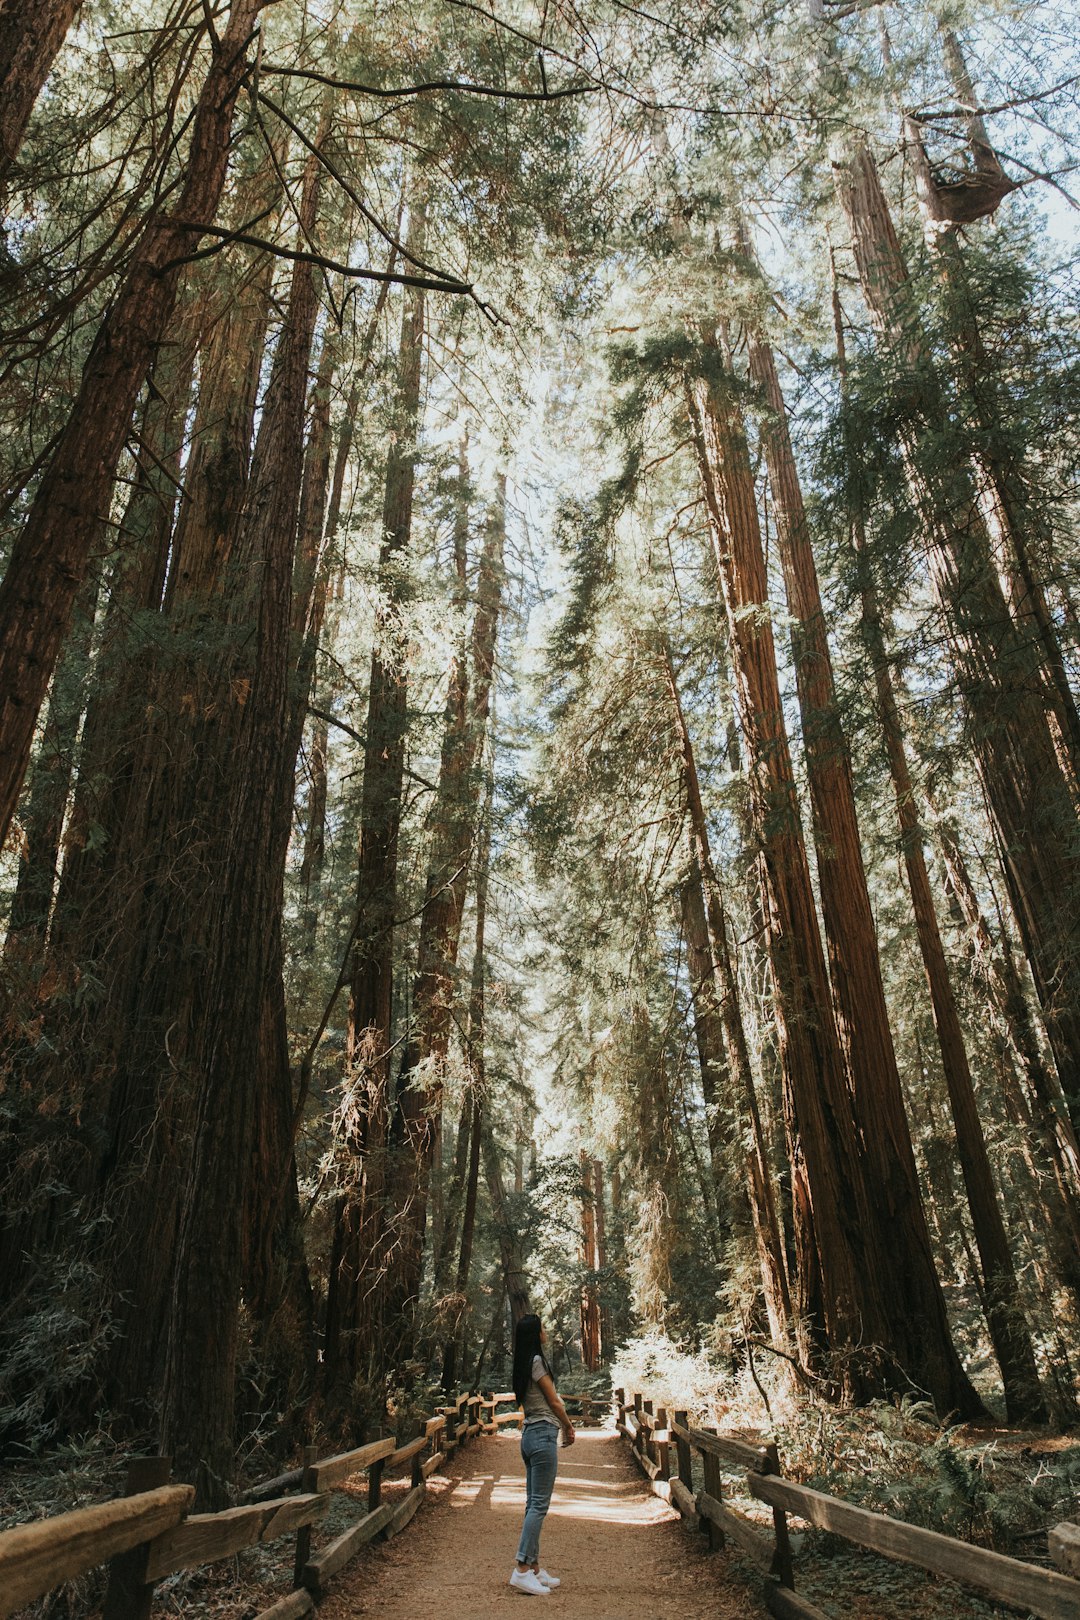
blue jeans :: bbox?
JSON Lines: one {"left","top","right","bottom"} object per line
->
{"left": 516, "top": 1423, "right": 559, "bottom": 1565}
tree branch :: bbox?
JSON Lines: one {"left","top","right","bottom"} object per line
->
{"left": 158, "top": 224, "right": 492, "bottom": 308}
{"left": 259, "top": 62, "right": 597, "bottom": 102}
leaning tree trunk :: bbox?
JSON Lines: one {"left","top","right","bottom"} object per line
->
{"left": 0, "top": 0, "right": 84, "bottom": 181}
{"left": 0, "top": 0, "right": 267, "bottom": 849}
{"left": 683, "top": 333, "right": 981, "bottom": 1410}
{"left": 322, "top": 191, "right": 428, "bottom": 1406}
{"left": 834, "top": 137, "right": 1080, "bottom": 1130}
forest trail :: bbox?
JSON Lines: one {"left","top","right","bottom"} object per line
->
{"left": 320, "top": 1429, "right": 768, "bottom": 1620}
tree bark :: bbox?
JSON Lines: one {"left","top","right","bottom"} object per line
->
{"left": 160, "top": 139, "right": 324, "bottom": 1503}
{"left": 0, "top": 0, "right": 267, "bottom": 849}
{"left": 442, "top": 770, "right": 493, "bottom": 1391}
{"left": 0, "top": 0, "right": 84, "bottom": 181}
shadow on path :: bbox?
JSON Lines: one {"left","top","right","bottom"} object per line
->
{"left": 324, "top": 1429, "right": 769, "bottom": 1620}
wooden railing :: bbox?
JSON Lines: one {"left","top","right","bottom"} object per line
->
{"left": 0, "top": 1390, "right": 484, "bottom": 1620}
{"left": 479, "top": 1389, "right": 607, "bottom": 1431}
{"left": 614, "top": 1389, "right": 1080, "bottom": 1620}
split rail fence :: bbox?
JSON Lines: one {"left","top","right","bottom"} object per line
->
{"left": 615, "top": 1388, "right": 1080, "bottom": 1620}
{"left": 0, "top": 1391, "right": 484, "bottom": 1620}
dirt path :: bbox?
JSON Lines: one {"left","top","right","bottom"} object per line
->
{"left": 321, "top": 1429, "right": 769, "bottom": 1620}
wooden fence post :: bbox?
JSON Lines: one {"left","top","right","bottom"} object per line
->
{"left": 614, "top": 1387, "right": 625, "bottom": 1429}
{"left": 412, "top": 1421, "right": 425, "bottom": 1490}
{"left": 702, "top": 1449, "right": 725, "bottom": 1553}
{"left": 673, "top": 1410, "right": 693, "bottom": 1492}
{"left": 655, "top": 1406, "right": 670, "bottom": 1482}
{"left": 642, "top": 1398, "right": 654, "bottom": 1471}
{"left": 759, "top": 1442, "right": 794, "bottom": 1588}
{"left": 102, "top": 1456, "right": 172, "bottom": 1620}
{"left": 368, "top": 1451, "right": 385, "bottom": 1513}
{"left": 293, "top": 1445, "right": 318, "bottom": 1588}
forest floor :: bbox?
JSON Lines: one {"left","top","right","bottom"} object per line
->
{"left": 318, "top": 1428, "right": 765, "bottom": 1620}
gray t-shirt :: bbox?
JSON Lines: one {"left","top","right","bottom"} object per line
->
{"left": 522, "top": 1354, "right": 559, "bottom": 1429}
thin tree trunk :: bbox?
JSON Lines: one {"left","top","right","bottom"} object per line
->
{"left": 443, "top": 770, "right": 493, "bottom": 1391}
{"left": 936, "top": 817, "right": 1080, "bottom": 1308}
{"left": 0, "top": 0, "right": 267, "bottom": 848}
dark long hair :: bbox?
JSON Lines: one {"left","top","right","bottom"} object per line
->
{"left": 512, "top": 1314, "right": 549, "bottom": 1405}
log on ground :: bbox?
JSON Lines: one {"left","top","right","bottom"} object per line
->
{"left": 253, "top": 1590, "right": 315, "bottom": 1620}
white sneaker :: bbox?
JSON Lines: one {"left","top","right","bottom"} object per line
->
{"left": 536, "top": 1569, "right": 561, "bottom": 1588}
{"left": 510, "top": 1569, "right": 549, "bottom": 1596}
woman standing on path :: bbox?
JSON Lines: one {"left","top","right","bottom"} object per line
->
{"left": 509, "top": 1313, "right": 576, "bottom": 1596}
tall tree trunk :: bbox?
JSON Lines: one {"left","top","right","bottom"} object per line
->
{"left": 160, "top": 142, "right": 324, "bottom": 1503}
{"left": 834, "top": 137, "right": 1080, "bottom": 1129}
{"left": 384, "top": 471, "right": 506, "bottom": 1346}
{"left": 0, "top": 0, "right": 267, "bottom": 848}
{"left": 683, "top": 333, "right": 983, "bottom": 1413}
{"left": 83, "top": 261, "right": 273, "bottom": 1421}
{"left": 322, "top": 191, "right": 428, "bottom": 1404}
{"left": 0, "top": 0, "right": 83, "bottom": 181}
{"left": 744, "top": 309, "right": 994, "bottom": 1413}
{"left": 902, "top": 37, "right": 1080, "bottom": 799}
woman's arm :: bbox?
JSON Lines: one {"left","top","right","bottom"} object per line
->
{"left": 536, "top": 1372, "right": 575, "bottom": 1444}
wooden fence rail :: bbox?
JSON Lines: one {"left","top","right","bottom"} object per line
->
{"left": 0, "top": 1387, "right": 488, "bottom": 1620}
{"left": 614, "top": 1388, "right": 1080, "bottom": 1620}
{"left": 480, "top": 1389, "right": 606, "bottom": 1433}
